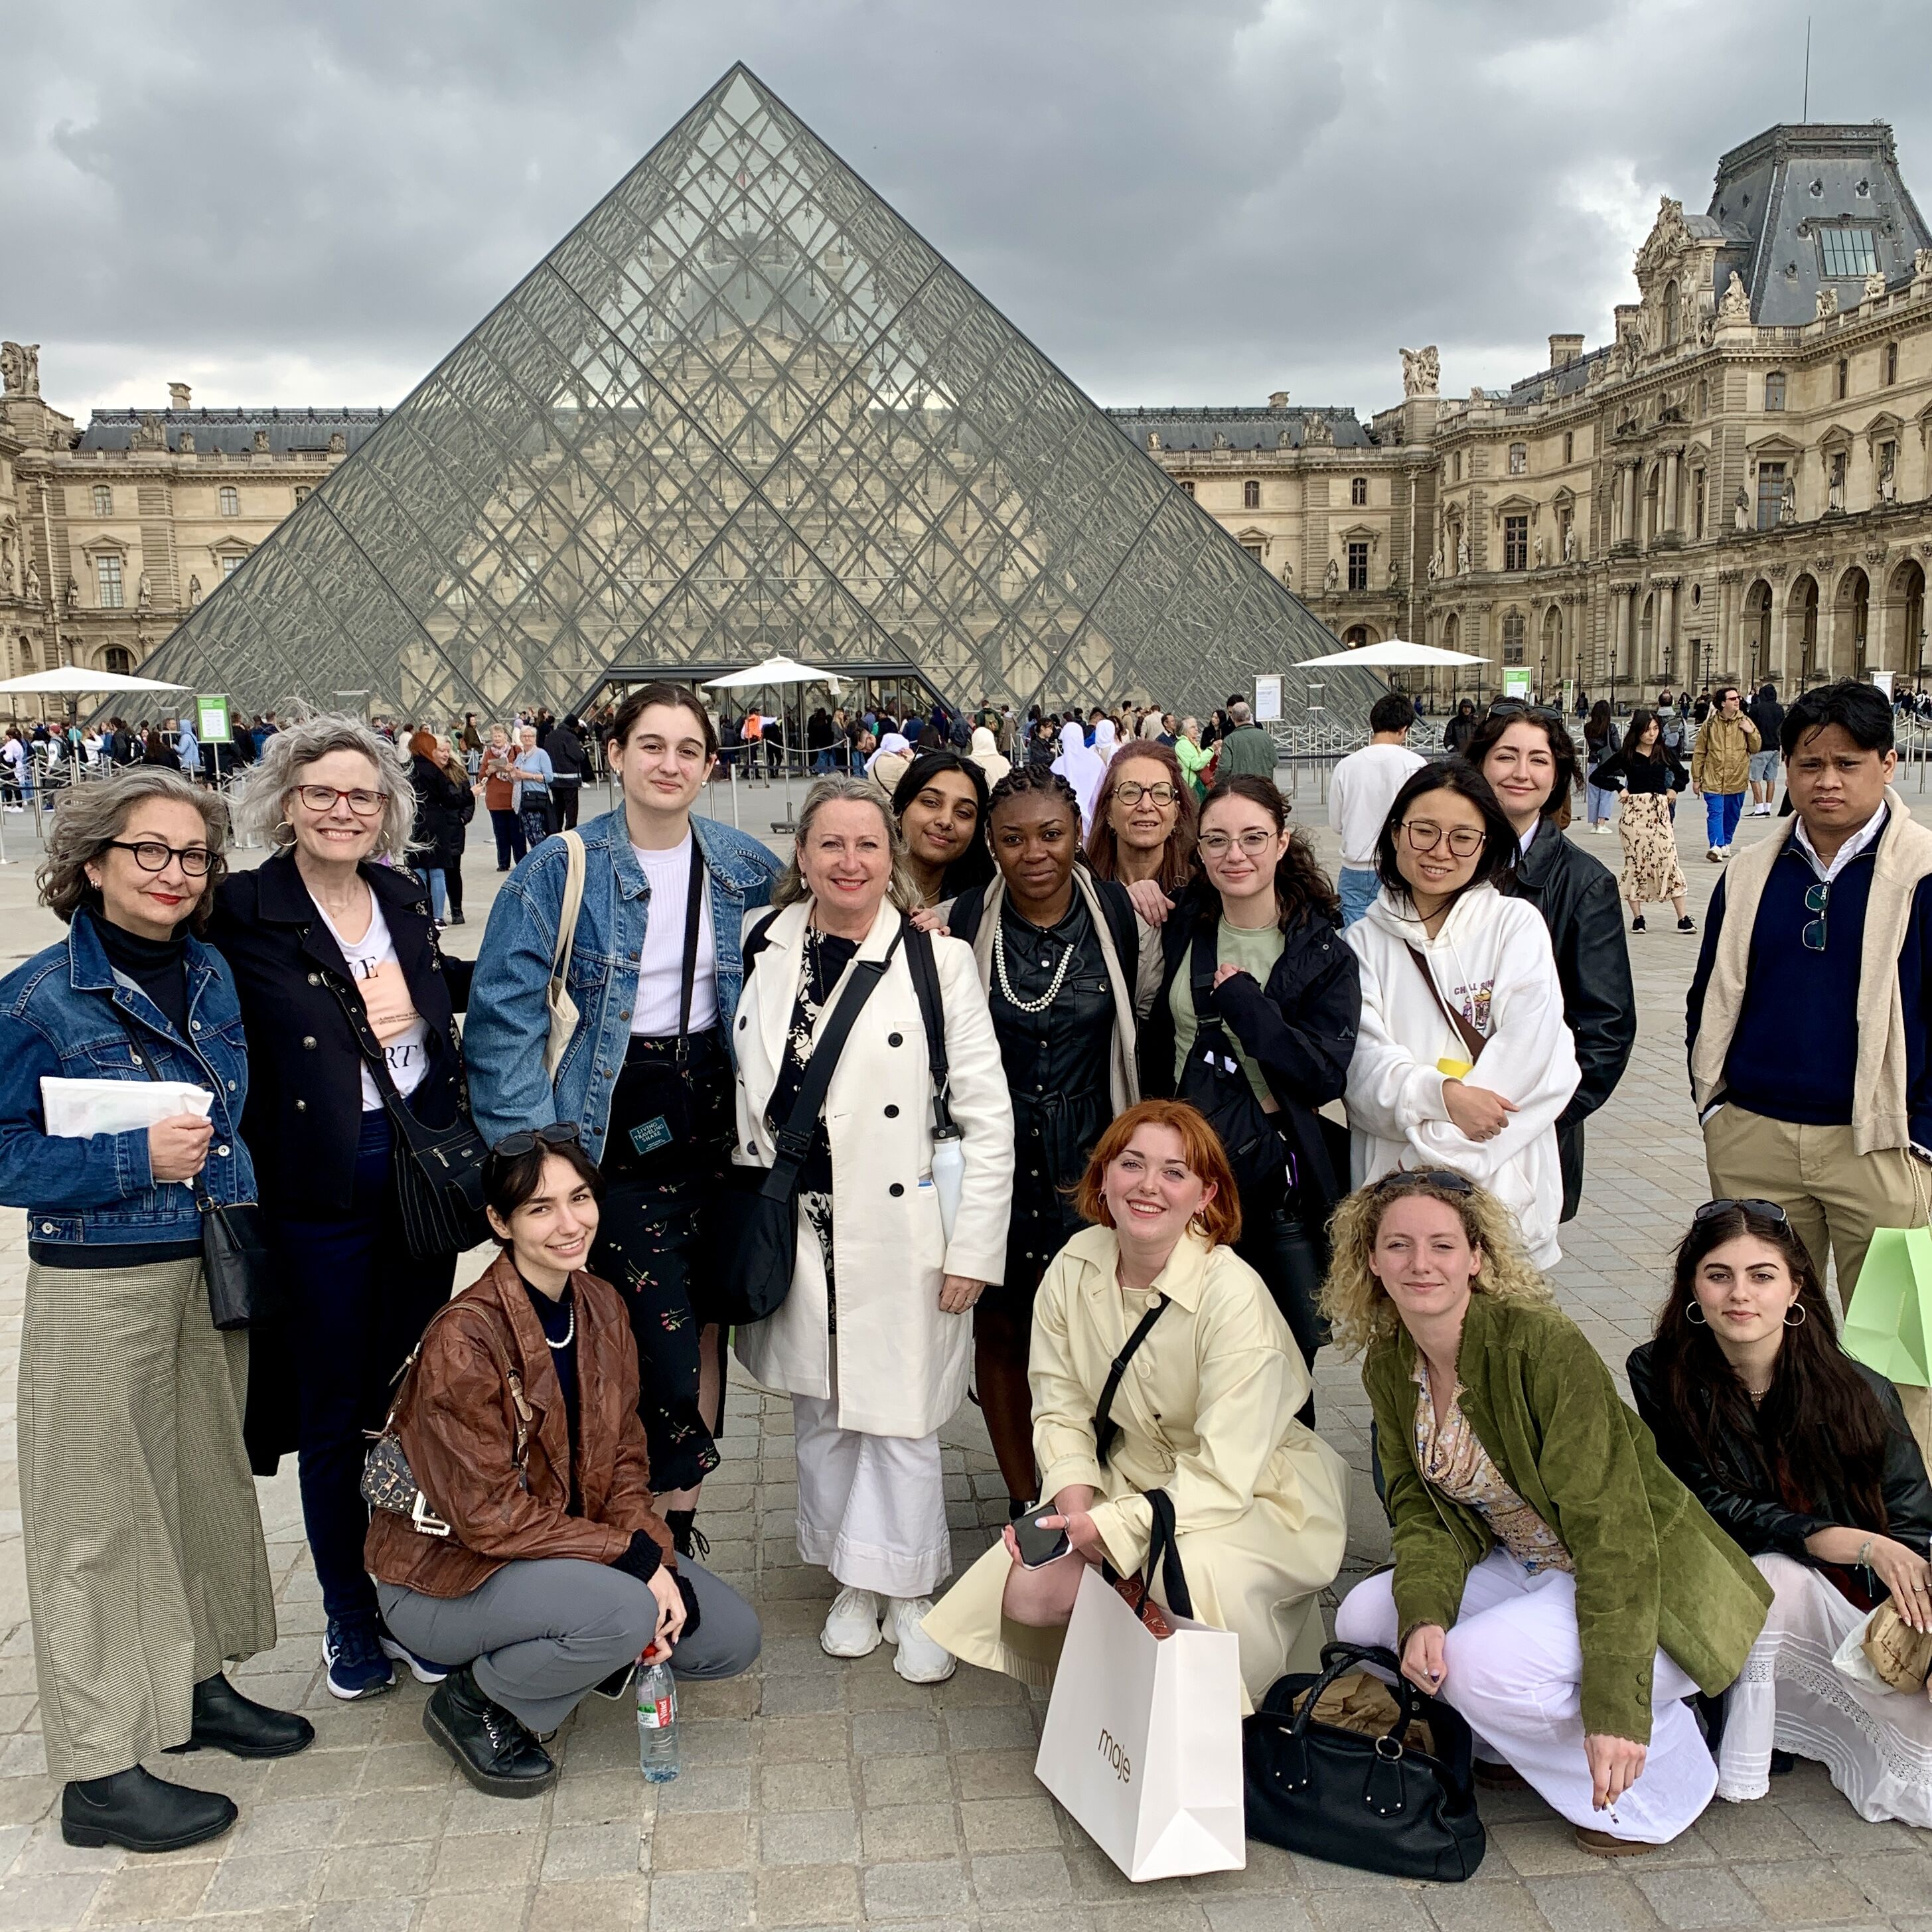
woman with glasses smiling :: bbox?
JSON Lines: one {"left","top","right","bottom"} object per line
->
{"left": 1344, "top": 763, "right": 1579, "bottom": 1263}
{"left": 212, "top": 717, "right": 477, "bottom": 1701}
{"left": 1084, "top": 741, "right": 1199, "bottom": 901}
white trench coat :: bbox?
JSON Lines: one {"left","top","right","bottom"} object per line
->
{"left": 731, "top": 899, "right": 1014, "bottom": 1439}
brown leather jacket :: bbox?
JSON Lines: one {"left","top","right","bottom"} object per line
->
{"left": 364, "top": 1254, "right": 674, "bottom": 1599}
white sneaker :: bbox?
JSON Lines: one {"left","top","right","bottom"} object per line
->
{"left": 820, "top": 1586, "right": 883, "bottom": 1658}
{"left": 881, "top": 1597, "right": 956, "bottom": 1683}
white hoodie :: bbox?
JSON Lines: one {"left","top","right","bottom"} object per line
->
{"left": 1343, "top": 882, "right": 1580, "bottom": 1264}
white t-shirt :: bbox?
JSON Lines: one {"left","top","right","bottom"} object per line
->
{"left": 631, "top": 834, "right": 719, "bottom": 1035}
{"left": 315, "top": 895, "right": 433, "bottom": 1109}
{"left": 1328, "top": 742, "right": 1427, "bottom": 869}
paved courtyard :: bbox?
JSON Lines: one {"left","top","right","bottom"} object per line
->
{"left": 0, "top": 769, "right": 1928, "bottom": 1929}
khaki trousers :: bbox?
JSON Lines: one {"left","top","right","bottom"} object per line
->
{"left": 20, "top": 1258, "right": 277, "bottom": 1782}
{"left": 1703, "top": 1105, "right": 1932, "bottom": 1462}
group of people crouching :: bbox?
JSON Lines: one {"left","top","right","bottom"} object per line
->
{"left": 0, "top": 682, "right": 1925, "bottom": 1864}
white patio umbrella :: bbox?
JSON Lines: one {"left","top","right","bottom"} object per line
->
{"left": 1296, "top": 639, "right": 1488, "bottom": 668}
{"left": 700, "top": 654, "right": 845, "bottom": 690}
{"left": 0, "top": 667, "right": 192, "bottom": 694}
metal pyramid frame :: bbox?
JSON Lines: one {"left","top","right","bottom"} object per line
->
{"left": 137, "top": 64, "right": 1376, "bottom": 729}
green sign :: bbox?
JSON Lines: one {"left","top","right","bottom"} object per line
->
{"left": 1503, "top": 667, "right": 1532, "bottom": 701}
{"left": 195, "top": 694, "right": 233, "bottom": 743}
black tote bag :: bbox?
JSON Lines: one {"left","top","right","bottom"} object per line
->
{"left": 1243, "top": 1641, "right": 1486, "bottom": 1883}
{"left": 1175, "top": 923, "right": 1286, "bottom": 1213}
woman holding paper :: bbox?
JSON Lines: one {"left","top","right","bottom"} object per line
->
{"left": 0, "top": 767, "right": 307, "bottom": 1855}
{"left": 213, "top": 717, "right": 475, "bottom": 1703}
{"left": 923, "top": 1099, "right": 1350, "bottom": 1708}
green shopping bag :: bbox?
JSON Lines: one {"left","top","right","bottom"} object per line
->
{"left": 1842, "top": 1226, "right": 1932, "bottom": 1388}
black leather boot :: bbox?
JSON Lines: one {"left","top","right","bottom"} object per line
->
{"left": 62, "top": 1765, "right": 237, "bottom": 1852}
{"left": 165, "top": 1674, "right": 315, "bottom": 1760}
{"left": 423, "top": 1665, "right": 556, "bottom": 1797}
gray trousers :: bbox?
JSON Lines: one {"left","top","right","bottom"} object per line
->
{"left": 377, "top": 1557, "right": 760, "bottom": 1734}
{"left": 21, "top": 1258, "right": 277, "bottom": 1782}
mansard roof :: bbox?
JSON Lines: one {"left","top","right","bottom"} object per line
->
{"left": 76, "top": 407, "right": 390, "bottom": 458}
{"left": 1106, "top": 406, "right": 1376, "bottom": 451}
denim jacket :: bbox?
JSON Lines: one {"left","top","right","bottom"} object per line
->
{"left": 0, "top": 913, "right": 256, "bottom": 1248}
{"left": 465, "top": 809, "right": 782, "bottom": 1161}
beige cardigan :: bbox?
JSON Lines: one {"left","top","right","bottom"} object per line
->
{"left": 1690, "top": 788, "right": 1932, "bottom": 1154}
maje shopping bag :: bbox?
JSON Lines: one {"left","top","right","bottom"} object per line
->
{"left": 1842, "top": 1225, "right": 1932, "bottom": 1389}
{"left": 1033, "top": 1495, "right": 1245, "bottom": 1882}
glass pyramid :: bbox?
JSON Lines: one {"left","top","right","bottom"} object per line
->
{"left": 137, "top": 65, "right": 1375, "bottom": 729}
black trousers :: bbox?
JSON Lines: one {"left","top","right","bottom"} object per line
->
{"left": 489, "top": 808, "right": 525, "bottom": 870}
{"left": 554, "top": 782, "right": 582, "bottom": 831}
{"left": 1234, "top": 1201, "right": 1325, "bottom": 1428}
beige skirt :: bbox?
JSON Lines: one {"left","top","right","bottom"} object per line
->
{"left": 1618, "top": 790, "right": 1687, "bottom": 907}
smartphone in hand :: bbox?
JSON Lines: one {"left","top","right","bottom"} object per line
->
{"left": 1011, "top": 1507, "right": 1071, "bottom": 1569}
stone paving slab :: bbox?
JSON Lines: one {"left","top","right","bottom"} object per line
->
{"left": 0, "top": 781, "right": 1927, "bottom": 1925}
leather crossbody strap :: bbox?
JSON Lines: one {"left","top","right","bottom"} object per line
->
{"left": 1404, "top": 943, "right": 1485, "bottom": 1065}
{"left": 1092, "top": 1294, "right": 1169, "bottom": 1466}
{"left": 904, "top": 923, "right": 956, "bottom": 1137}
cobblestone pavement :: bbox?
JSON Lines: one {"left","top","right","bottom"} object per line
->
{"left": 0, "top": 777, "right": 1929, "bottom": 1929}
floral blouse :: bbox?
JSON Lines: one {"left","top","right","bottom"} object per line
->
{"left": 1412, "top": 1359, "right": 1572, "bottom": 1576}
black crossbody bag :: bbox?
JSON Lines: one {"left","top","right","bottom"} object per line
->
{"left": 715, "top": 921, "right": 904, "bottom": 1324}
{"left": 1175, "top": 921, "right": 1286, "bottom": 1213}
{"left": 119, "top": 1019, "right": 271, "bottom": 1331}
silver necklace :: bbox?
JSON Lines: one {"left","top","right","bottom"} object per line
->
{"left": 993, "top": 916, "right": 1075, "bottom": 1013}
{"left": 546, "top": 1300, "right": 575, "bottom": 1349}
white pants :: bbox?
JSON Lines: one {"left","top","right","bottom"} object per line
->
{"left": 1721, "top": 1553, "right": 1932, "bottom": 1825}
{"left": 792, "top": 1358, "right": 950, "bottom": 1599}
{"left": 1335, "top": 1548, "right": 1716, "bottom": 1842}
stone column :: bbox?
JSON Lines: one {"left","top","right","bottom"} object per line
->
{"left": 1619, "top": 465, "right": 1636, "bottom": 545}
{"left": 1616, "top": 584, "right": 1635, "bottom": 678}
{"left": 1658, "top": 579, "right": 1676, "bottom": 684}
{"left": 1663, "top": 450, "right": 1680, "bottom": 534}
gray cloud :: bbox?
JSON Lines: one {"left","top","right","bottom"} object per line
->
{"left": 7, "top": 0, "right": 1930, "bottom": 422}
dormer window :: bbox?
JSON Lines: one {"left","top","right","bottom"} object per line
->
{"left": 1819, "top": 226, "right": 1879, "bottom": 278}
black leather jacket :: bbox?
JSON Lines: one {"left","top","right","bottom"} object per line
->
{"left": 1628, "top": 1340, "right": 1932, "bottom": 1563}
{"left": 1511, "top": 818, "right": 1636, "bottom": 1221}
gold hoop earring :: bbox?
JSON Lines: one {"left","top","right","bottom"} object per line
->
{"left": 273, "top": 819, "right": 295, "bottom": 848}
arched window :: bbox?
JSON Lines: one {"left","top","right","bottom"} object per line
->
{"left": 1179, "top": 479, "right": 1195, "bottom": 498}
{"left": 1350, "top": 477, "right": 1368, "bottom": 506}
{"left": 1764, "top": 371, "right": 1787, "bottom": 411}
{"left": 293, "top": 485, "right": 311, "bottom": 506}
{"left": 102, "top": 646, "right": 135, "bottom": 676}
{"left": 1886, "top": 341, "right": 1899, "bottom": 386}
{"left": 91, "top": 485, "right": 112, "bottom": 517}
{"left": 1502, "top": 612, "right": 1526, "bottom": 664}
{"left": 218, "top": 486, "right": 240, "bottom": 518}
{"left": 1509, "top": 443, "right": 1528, "bottom": 476}
{"left": 1242, "top": 479, "right": 1260, "bottom": 510}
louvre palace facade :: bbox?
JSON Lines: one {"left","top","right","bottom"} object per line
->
{"left": 5, "top": 108, "right": 1932, "bottom": 719}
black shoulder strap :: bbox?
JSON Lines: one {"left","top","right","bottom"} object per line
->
{"left": 1188, "top": 918, "right": 1223, "bottom": 1026}
{"left": 1092, "top": 1294, "right": 1170, "bottom": 1466}
{"left": 758, "top": 924, "right": 906, "bottom": 1200}
{"left": 905, "top": 923, "right": 956, "bottom": 1138}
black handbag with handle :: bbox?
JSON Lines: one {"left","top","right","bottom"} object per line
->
{"left": 714, "top": 920, "right": 904, "bottom": 1324}
{"left": 1175, "top": 922, "right": 1286, "bottom": 1214}
{"left": 1243, "top": 1640, "right": 1486, "bottom": 1883}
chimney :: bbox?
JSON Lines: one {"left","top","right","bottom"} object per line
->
{"left": 168, "top": 382, "right": 191, "bottom": 411}
{"left": 1268, "top": 390, "right": 1291, "bottom": 409}
{"left": 1548, "top": 334, "right": 1583, "bottom": 370}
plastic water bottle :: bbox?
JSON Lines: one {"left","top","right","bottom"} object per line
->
{"left": 637, "top": 1651, "right": 678, "bottom": 1782}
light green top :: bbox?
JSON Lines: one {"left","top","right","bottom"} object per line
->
{"left": 1169, "top": 917, "right": 1286, "bottom": 1106}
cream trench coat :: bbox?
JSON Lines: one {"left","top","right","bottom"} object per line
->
{"left": 730, "top": 898, "right": 1014, "bottom": 1439}
{"left": 923, "top": 1225, "right": 1350, "bottom": 1710}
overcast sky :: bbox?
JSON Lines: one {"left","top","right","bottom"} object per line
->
{"left": 8, "top": 0, "right": 1931, "bottom": 427}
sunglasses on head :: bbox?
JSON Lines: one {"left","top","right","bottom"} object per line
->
{"left": 490, "top": 1122, "right": 582, "bottom": 1159}
{"left": 1484, "top": 699, "right": 1563, "bottom": 724}
{"left": 1693, "top": 1197, "right": 1789, "bottom": 1226}
{"left": 1371, "top": 1167, "right": 1475, "bottom": 1195}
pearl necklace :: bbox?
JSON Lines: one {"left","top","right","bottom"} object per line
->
{"left": 993, "top": 916, "right": 1075, "bottom": 1013}
{"left": 546, "top": 1300, "right": 575, "bottom": 1350}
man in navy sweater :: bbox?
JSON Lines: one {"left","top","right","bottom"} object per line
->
{"left": 1688, "top": 680, "right": 1932, "bottom": 1448}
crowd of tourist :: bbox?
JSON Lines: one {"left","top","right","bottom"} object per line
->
{"left": 0, "top": 672, "right": 1928, "bottom": 1869}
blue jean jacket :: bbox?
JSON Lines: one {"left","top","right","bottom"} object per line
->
{"left": 465, "top": 809, "right": 782, "bottom": 1161}
{"left": 0, "top": 913, "right": 256, "bottom": 1248}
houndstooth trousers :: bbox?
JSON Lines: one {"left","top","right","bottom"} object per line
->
{"left": 20, "top": 1256, "right": 277, "bottom": 1782}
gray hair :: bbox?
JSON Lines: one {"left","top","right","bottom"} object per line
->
{"left": 1229, "top": 700, "right": 1253, "bottom": 725}
{"left": 230, "top": 713, "right": 418, "bottom": 861}
{"left": 773, "top": 775, "right": 920, "bottom": 913}
{"left": 37, "top": 767, "right": 230, "bottom": 931}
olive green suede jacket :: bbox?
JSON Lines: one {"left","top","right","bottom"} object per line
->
{"left": 1364, "top": 1292, "right": 1771, "bottom": 1744}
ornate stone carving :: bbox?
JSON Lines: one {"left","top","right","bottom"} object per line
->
{"left": 1387, "top": 558, "right": 1399, "bottom": 589}
{"left": 1279, "top": 560, "right": 1292, "bottom": 589}
{"left": 1917, "top": 248, "right": 1932, "bottom": 280}
{"left": 1457, "top": 535, "right": 1471, "bottom": 574}
{"left": 1781, "top": 476, "right": 1797, "bottom": 524}
{"left": 64, "top": 576, "right": 78, "bottom": 610}
{"left": 177, "top": 429, "right": 194, "bottom": 454}
{"left": 1828, "top": 469, "right": 1846, "bottom": 514}
{"left": 253, "top": 429, "right": 271, "bottom": 453}
{"left": 1816, "top": 285, "right": 1840, "bottom": 320}
{"left": 1324, "top": 556, "right": 1339, "bottom": 592}
{"left": 1734, "top": 486, "right": 1750, "bottom": 532}
{"left": 1426, "top": 548, "right": 1442, "bottom": 581}
{"left": 1304, "top": 415, "right": 1332, "bottom": 447}
{"left": 24, "top": 560, "right": 40, "bottom": 605}
{"left": 327, "top": 429, "right": 346, "bottom": 455}
{"left": 187, "top": 575, "right": 202, "bottom": 608}
{"left": 1533, "top": 532, "right": 1546, "bottom": 568}
{"left": 1469, "top": 387, "right": 1485, "bottom": 404}
{"left": 1881, "top": 453, "right": 1899, "bottom": 503}
{"left": 1563, "top": 522, "right": 1577, "bottom": 562}
{"left": 1718, "top": 271, "right": 1751, "bottom": 323}
{"left": 0, "top": 342, "right": 40, "bottom": 396}
{"left": 1400, "top": 346, "right": 1440, "bottom": 397}
{"left": 136, "top": 574, "right": 151, "bottom": 611}
{"left": 131, "top": 412, "right": 167, "bottom": 452}
{"left": 1635, "top": 196, "right": 1693, "bottom": 279}
{"left": 1864, "top": 270, "right": 1889, "bottom": 304}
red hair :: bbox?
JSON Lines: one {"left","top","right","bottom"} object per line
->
{"left": 406, "top": 728, "right": 439, "bottom": 761}
{"left": 1074, "top": 1099, "right": 1242, "bottom": 1246}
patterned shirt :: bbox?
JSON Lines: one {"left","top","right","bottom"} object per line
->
{"left": 1412, "top": 1359, "right": 1572, "bottom": 1576}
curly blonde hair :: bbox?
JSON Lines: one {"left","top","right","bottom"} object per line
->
{"left": 1319, "top": 1172, "right": 1552, "bottom": 1355}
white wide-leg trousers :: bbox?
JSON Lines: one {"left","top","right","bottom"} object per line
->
{"left": 1335, "top": 1548, "right": 1716, "bottom": 1842}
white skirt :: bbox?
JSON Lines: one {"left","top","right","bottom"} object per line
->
{"left": 1720, "top": 1553, "right": 1932, "bottom": 1826}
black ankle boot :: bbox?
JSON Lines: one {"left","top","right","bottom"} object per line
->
{"left": 62, "top": 1765, "right": 237, "bottom": 1852}
{"left": 165, "top": 1674, "right": 315, "bottom": 1761}
{"left": 665, "top": 1509, "right": 708, "bottom": 1561}
{"left": 423, "top": 1665, "right": 556, "bottom": 1797}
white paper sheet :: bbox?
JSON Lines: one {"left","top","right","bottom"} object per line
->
{"left": 40, "top": 1078, "right": 214, "bottom": 1138}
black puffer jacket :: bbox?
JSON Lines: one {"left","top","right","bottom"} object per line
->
{"left": 409, "top": 753, "right": 470, "bottom": 873}
{"left": 1628, "top": 1341, "right": 1932, "bottom": 1564}
{"left": 1511, "top": 818, "right": 1636, "bottom": 1221}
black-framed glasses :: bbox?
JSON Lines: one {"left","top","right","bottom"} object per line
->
{"left": 490, "top": 1122, "right": 582, "bottom": 1158}
{"left": 1372, "top": 1167, "right": 1475, "bottom": 1195}
{"left": 1801, "top": 881, "right": 1828, "bottom": 952}
{"left": 1694, "top": 1197, "right": 1790, "bottom": 1225}
{"left": 1113, "top": 780, "right": 1181, "bottom": 807}
{"left": 104, "top": 839, "right": 214, "bottom": 877}
{"left": 1400, "top": 819, "right": 1485, "bottom": 859}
